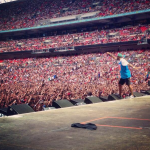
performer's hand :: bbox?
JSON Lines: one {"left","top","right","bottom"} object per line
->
{"left": 134, "top": 67, "right": 140, "bottom": 70}
{"left": 107, "top": 52, "right": 111, "bottom": 55}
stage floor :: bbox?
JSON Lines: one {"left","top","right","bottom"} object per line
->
{"left": 0, "top": 96, "right": 150, "bottom": 150}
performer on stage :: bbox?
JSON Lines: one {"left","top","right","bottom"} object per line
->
{"left": 107, "top": 52, "right": 139, "bottom": 98}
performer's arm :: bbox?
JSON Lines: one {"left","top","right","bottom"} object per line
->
{"left": 107, "top": 52, "right": 117, "bottom": 60}
{"left": 128, "top": 63, "right": 135, "bottom": 68}
{"left": 128, "top": 63, "right": 140, "bottom": 70}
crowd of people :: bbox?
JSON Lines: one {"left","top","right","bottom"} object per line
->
{"left": 0, "top": 24, "right": 149, "bottom": 53}
{"left": 0, "top": 0, "right": 150, "bottom": 30}
{"left": 0, "top": 50, "right": 149, "bottom": 111}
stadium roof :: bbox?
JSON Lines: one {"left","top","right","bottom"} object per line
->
{"left": 0, "top": 0, "right": 17, "bottom": 4}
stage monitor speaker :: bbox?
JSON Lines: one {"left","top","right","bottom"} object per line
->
{"left": 133, "top": 92, "right": 146, "bottom": 97}
{"left": 141, "top": 90, "right": 150, "bottom": 95}
{"left": 70, "top": 99, "right": 86, "bottom": 105}
{"left": 52, "top": 99, "right": 74, "bottom": 108}
{"left": 108, "top": 94, "right": 121, "bottom": 101}
{"left": 7, "top": 104, "right": 34, "bottom": 116}
{"left": 84, "top": 96, "right": 103, "bottom": 104}
{"left": 0, "top": 108, "right": 8, "bottom": 116}
{"left": 146, "top": 90, "right": 150, "bottom": 95}
{"left": 99, "top": 96, "right": 108, "bottom": 102}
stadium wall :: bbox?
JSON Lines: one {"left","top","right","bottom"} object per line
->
{"left": 0, "top": 40, "right": 149, "bottom": 60}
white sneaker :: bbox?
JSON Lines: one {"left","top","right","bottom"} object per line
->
{"left": 129, "top": 95, "right": 134, "bottom": 99}
{"left": 125, "top": 95, "right": 134, "bottom": 99}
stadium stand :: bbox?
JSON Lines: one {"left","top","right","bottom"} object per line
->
{"left": 0, "top": 24, "right": 150, "bottom": 53}
{"left": 0, "top": 0, "right": 150, "bottom": 30}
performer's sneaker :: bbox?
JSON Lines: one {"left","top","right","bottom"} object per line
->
{"left": 129, "top": 95, "right": 134, "bottom": 99}
{"left": 125, "top": 95, "right": 134, "bottom": 99}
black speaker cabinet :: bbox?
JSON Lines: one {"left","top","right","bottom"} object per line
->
{"left": 84, "top": 96, "right": 103, "bottom": 104}
{"left": 0, "top": 108, "right": 8, "bottom": 116}
{"left": 52, "top": 99, "right": 74, "bottom": 108}
{"left": 133, "top": 92, "right": 146, "bottom": 97}
{"left": 70, "top": 99, "right": 85, "bottom": 105}
{"left": 7, "top": 104, "right": 34, "bottom": 116}
{"left": 108, "top": 94, "right": 121, "bottom": 101}
{"left": 141, "top": 90, "right": 150, "bottom": 95}
{"left": 145, "top": 90, "right": 150, "bottom": 95}
{"left": 99, "top": 96, "right": 108, "bottom": 102}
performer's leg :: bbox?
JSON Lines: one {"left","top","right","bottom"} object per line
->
{"left": 119, "top": 78, "right": 124, "bottom": 97}
{"left": 128, "top": 85, "right": 133, "bottom": 96}
{"left": 126, "top": 78, "right": 134, "bottom": 96}
{"left": 119, "top": 84, "right": 122, "bottom": 97}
